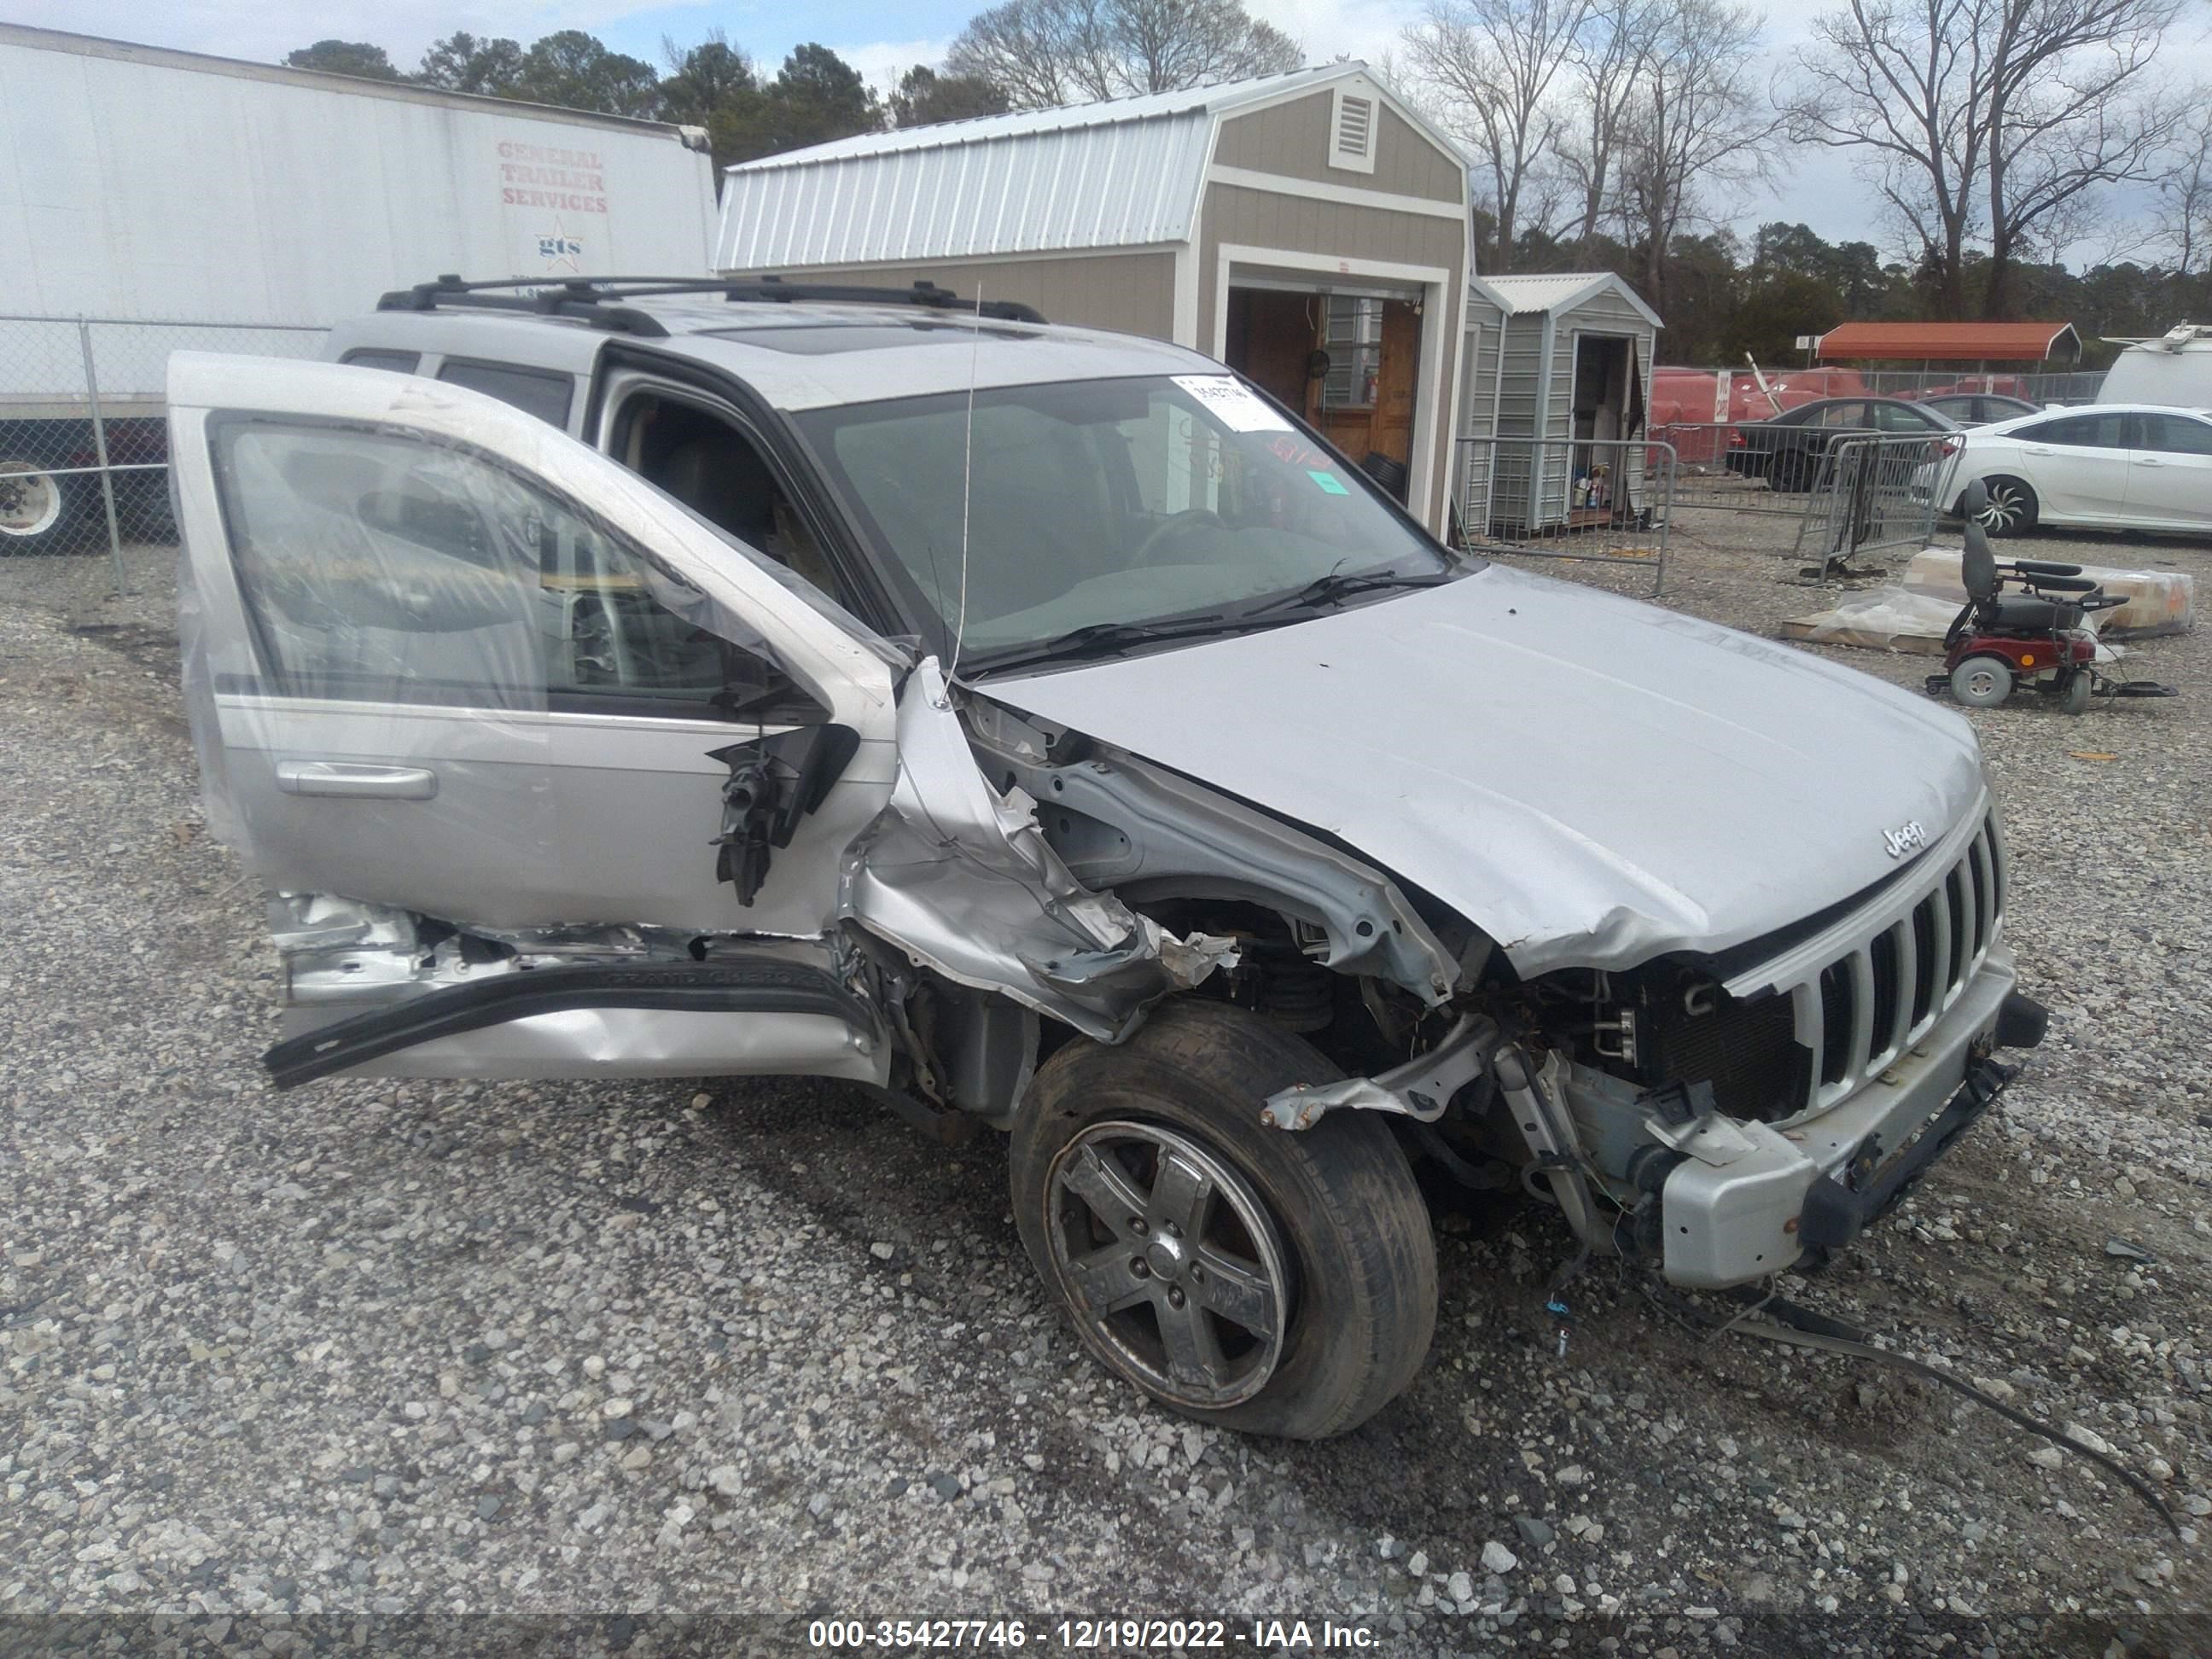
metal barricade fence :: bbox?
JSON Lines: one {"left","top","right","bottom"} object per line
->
{"left": 1652, "top": 422, "right": 1813, "bottom": 519}
{"left": 1453, "top": 434, "right": 1673, "bottom": 597}
{"left": 0, "top": 314, "right": 328, "bottom": 587}
{"left": 1796, "top": 433, "right": 1949, "bottom": 568}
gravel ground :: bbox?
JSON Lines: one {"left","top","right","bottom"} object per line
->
{"left": 3, "top": 516, "right": 2208, "bottom": 1657}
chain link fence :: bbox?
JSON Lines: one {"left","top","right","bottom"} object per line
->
{"left": 1837, "top": 367, "right": 2105, "bottom": 405}
{"left": 0, "top": 315, "right": 328, "bottom": 587}
{"left": 1453, "top": 435, "right": 1674, "bottom": 597}
{"left": 1671, "top": 364, "right": 2106, "bottom": 406}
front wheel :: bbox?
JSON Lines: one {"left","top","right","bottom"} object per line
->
{"left": 2061, "top": 668, "right": 2094, "bottom": 715}
{"left": 1010, "top": 1000, "right": 1436, "bottom": 1440}
{"left": 1950, "top": 655, "right": 2013, "bottom": 707}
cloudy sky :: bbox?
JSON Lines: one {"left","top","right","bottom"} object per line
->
{"left": 0, "top": 0, "right": 1958, "bottom": 255}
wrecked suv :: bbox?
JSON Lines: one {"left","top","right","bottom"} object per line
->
{"left": 172, "top": 277, "right": 2046, "bottom": 1440}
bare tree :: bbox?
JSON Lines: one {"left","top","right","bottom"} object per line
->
{"left": 1402, "top": 0, "right": 1590, "bottom": 271}
{"left": 1553, "top": 0, "right": 1656, "bottom": 252}
{"left": 1787, "top": 0, "right": 2183, "bottom": 317}
{"left": 2154, "top": 108, "right": 2212, "bottom": 276}
{"left": 946, "top": 0, "right": 1301, "bottom": 108}
{"left": 1613, "top": 0, "right": 1782, "bottom": 309}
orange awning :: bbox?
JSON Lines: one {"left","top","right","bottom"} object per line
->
{"left": 1814, "top": 322, "right": 2081, "bottom": 362}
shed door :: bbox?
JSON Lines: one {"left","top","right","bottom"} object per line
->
{"left": 1316, "top": 294, "right": 1421, "bottom": 497}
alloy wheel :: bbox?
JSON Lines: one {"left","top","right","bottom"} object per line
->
{"left": 1976, "top": 483, "right": 2027, "bottom": 533}
{"left": 1044, "top": 1120, "right": 1289, "bottom": 1410}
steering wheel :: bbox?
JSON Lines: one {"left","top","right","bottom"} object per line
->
{"left": 1132, "top": 507, "right": 1226, "bottom": 567}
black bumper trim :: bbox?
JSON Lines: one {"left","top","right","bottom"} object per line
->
{"left": 1797, "top": 1055, "right": 2017, "bottom": 1251}
{"left": 263, "top": 959, "right": 875, "bottom": 1091}
{"left": 1994, "top": 989, "right": 2048, "bottom": 1051}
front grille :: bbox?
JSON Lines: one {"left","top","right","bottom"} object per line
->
{"left": 1786, "top": 811, "right": 2005, "bottom": 1113}
{"left": 1643, "top": 985, "right": 1808, "bottom": 1123}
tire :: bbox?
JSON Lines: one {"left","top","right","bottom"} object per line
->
{"left": 1969, "top": 475, "right": 2037, "bottom": 536}
{"left": 1010, "top": 1000, "right": 1436, "bottom": 1440}
{"left": 0, "top": 457, "right": 81, "bottom": 556}
{"left": 1950, "top": 655, "right": 2013, "bottom": 708}
{"left": 2061, "top": 669, "right": 2093, "bottom": 715}
{"left": 1773, "top": 451, "right": 1809, "bottom": 493}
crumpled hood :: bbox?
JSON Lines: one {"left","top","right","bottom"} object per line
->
{"left": 987, "top": 565, "right": 1988, "bottom": 975}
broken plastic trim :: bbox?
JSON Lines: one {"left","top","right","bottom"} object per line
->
{"left": 263, "top": 958, "right": 875, "bottom": 1089}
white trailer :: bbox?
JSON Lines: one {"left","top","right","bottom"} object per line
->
{"left": 2098, "top": 324, "right": 2212, "bottom": 406}
{"left": 0, "top": 22, "right": 719, "bottom": 553}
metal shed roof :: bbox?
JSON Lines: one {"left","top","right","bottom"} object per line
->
{"left": 1477, "top": 271, "right": 1663, "bottom": 329}
{"left": 1815, "top": 321, "right": 2082, "bottom": 362}
{"left": 715, "top": 63, "right": 1432, "bottom": 271}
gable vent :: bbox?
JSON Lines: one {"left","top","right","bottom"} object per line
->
{"left": 1336, "top": 96, "right": 1372, "bottom": 157}
{"left": 1328, "top": 87, "right": 1377, "bottom": 173}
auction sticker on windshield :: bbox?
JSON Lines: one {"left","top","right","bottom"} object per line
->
{"left": 1171, "top": 375, "right": 1291, "bottom": 433}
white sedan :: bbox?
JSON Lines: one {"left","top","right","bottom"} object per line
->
{"left": 1944, "top": 403, "right": 2212, "bottom": 536}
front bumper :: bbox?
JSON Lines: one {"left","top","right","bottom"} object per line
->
{"left": 1658, "top": 948, "right": 2044, "bottom": 1287}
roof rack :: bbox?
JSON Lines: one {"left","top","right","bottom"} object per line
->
{"left": 375, "top": 275, "right": 1046, "bottom": 337}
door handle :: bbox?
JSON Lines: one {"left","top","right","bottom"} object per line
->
{"left": 2135, "top": 457, "right": 2163, "bottom": 467}
{"left": 2024, "top": 446, "right": 2052, "bottom": 455}
{"left": 276, "top": 760, "right": 439, "bottom": 800}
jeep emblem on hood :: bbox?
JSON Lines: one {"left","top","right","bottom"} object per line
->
{"left": 1883, "top": 819, "right": 1929, "bottom": 859}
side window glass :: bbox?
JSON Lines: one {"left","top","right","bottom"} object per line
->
{"left": 341, "top": 349, "right": 422, "bottom": 374}
{"left": 210, "top": 421, "right": 808, "bottom": 722}
{"left": 620, "top": 393, "right": 850, "bottom": 606}
{"left": 436, "top": 359, "right": 574, "bottom": 429}
{"left": 1818, "top": 403, "right": 1864, "bottom": 428}
{"left": 2143, "top": 415, "right": 2212, "bottom": 457}
{"left": 2034, "top": 414, "right": 2123, "bottom": 448}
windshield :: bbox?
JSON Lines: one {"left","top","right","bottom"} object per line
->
{"left": 794, "top": 375, "right": 1453, "bottom": 665}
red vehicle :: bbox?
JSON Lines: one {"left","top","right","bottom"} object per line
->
{"left": 1650, "top": 366, "right": 1871, "bottom": 462}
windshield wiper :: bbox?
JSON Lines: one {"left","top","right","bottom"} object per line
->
{"left": 1249, "top": 568, "right": 1454, "bottom": 615}
{"left": 969, "top": 614, "right": 1278, "bottom": 675}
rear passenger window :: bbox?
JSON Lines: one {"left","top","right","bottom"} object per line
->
{"left": 2025, "top": 413, "right": 2123, "bottom": 448}
{"left": 435, "top": 359, "right": 574, "bottom": 429}
{"left": 340, "top": 349, "right": 421, "bottom": 374}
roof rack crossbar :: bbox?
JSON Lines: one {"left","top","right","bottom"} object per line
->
{"left": 375, "top": 274, "right": 1045, "bottom": 329}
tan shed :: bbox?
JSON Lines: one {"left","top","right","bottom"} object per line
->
{"left": 713, "top": 65, "right": 1473, "bottom": 533}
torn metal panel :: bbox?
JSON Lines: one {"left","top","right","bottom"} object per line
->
{"left": 842, "top": 659, "right": 1236, "bottom": 1040}
{"left": 1260, "top": 1013, "right": 1498, "bottom": 1130}
{"left": 966, "top": 706, "right": 1460, "bottom": 1005}
{"left": 265, "top": 947, "right": 883, "bottom": 1086}
{"left": 321, "top": 1008, "right": 883, "bottom": 1084}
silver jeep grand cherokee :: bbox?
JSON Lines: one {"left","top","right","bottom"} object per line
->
{"left": 172, "top": 277, "right": 2046, "bottom": 1440}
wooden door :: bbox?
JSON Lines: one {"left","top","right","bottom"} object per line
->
{"left": 1369, "top": 300, "right": 1421, "bottom": 466}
